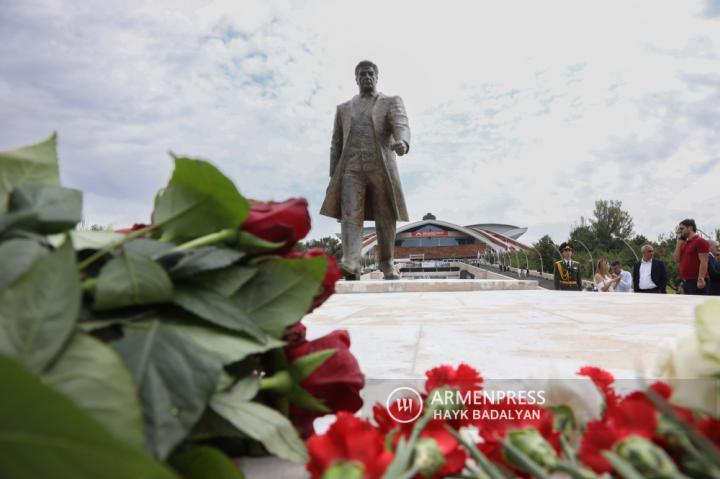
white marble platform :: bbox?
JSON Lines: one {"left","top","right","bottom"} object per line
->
{"left": 336, "top": 278, "right": 539, "bottom": 294}
{"left": 305, "top": 289, "right": 706, "bottom": 380}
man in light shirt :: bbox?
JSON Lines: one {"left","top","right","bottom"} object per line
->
{"left": 610, "top": 261, "right": 633, "bottom": 292}
{"left": 632, "top": 244, "right": 668, "bottom": 293}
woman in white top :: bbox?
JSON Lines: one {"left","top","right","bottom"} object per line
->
{"left": 594, "top": 259, "right": 620, "bottom": 292}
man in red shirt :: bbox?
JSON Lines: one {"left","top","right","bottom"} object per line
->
{"left": 672, "top": 218, "right": 710, "bottom": 295}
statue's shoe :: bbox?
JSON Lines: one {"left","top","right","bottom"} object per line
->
{"left": 340, "top": 264, "right": 360, "bottom": 281}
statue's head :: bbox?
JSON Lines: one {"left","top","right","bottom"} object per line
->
{"left": 355, "top": 60, "right": 378, "bottom": 93}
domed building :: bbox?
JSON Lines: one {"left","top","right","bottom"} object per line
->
{"left": 358, "top": 213, "right": 530, "bottom": 261}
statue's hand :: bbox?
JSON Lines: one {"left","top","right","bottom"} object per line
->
{"left": 391, "top": 141, "right": 407, "bottom": 156}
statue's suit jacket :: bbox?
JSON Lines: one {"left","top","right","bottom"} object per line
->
{"left": 319, "top": 93, "right": 410, "bottom": 221}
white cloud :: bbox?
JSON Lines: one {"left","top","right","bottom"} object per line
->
{"left": 1, "top": 0, "right": 718, "bottom": 242}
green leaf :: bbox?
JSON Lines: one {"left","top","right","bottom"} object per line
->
{"left": 186, "top": 265, "right": 257, "bottom": 297}
{"left": 123, "top": 238, "right": 174, "bottom": 258}
{"left": 170, "top": 446, "right": 246, "bottom": 479}
{"left": 166, "top": 319, "right": 284, "bottom": 365}
{"left": 2, "top": 184, "right": 82, "bottom": 234}
{"left": 0, "top": 238, "right": 80, "bottom": 373}
{"left": 93, "top": 249, "right": 173, "bottom": 311}
{"left": 234, "top": 230, "right": 285, "bottom": 253}
{"left": 287, "top": 384, "right": 331, "bottom": 413}
{"left": 289, "top": 348, "right": 336, "bottom": 381}
{"left": 444, "top": 425, "right": 507, "bottom": 479}
{"left": 0, "top": 353, "right": 177, "bottom": 479}
{"left": 190, "top": 409, "right": 249, "bottom": 441}
{"left": 49, "top": 230, "right": 125, "bottom": 250}
{"left": 601, "top": 451, "right": 645, "bottom": 479}
{"left": 167, "top": 247, "right": 244, "bottom": 279}
{"left": 113, "top": 321, "right": 223, "bottom": 459}
{"left": 173, "top": 285, "right": 266, "bottom": 342}
{"left": 233, "top": 256, "right": 327, "bottom": 336}
{"left": 211, "top": 394, "right": 308, "bottom": 464}
{"left": 0, "top": 133, "right": 59, "bottom": 213}
{"left": 43, "top": 332, "right": 144, "bottom": 447}
{"left": 0, "top": 238, "right": 48, "bottom": 291}
{"left": 153, "top": 157, "right": 249, "bottom": 241}
{"left": 226, "top": 375, "right": 261, "bottom": 401}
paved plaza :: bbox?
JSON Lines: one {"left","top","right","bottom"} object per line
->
{"left": 306, "top": 286, "right": 705, "bottom": 380}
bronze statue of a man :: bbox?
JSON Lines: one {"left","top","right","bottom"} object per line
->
{"left": 320, "top": 60, "right": 411, "bottom": 280}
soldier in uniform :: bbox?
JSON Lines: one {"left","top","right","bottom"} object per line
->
{"left": 554, "top": 242, "right": 583, "bottom": 291}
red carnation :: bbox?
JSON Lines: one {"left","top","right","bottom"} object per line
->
{"left": 372, "top": 400, "right": 466, "bottom": 478}
{"left": 242, "top": 198, "right": 311, "bottom": 254}
{"left": 425, "top": 363, "right": 484, "bottom": 396}
{"left": 577, "top": 366, "right": 620, "bottom": 412}
{"left": 425, "top": 363, "right": 484, "bottom": 428}
{"left": 306, "top": 412, "right": 393, "bottom": 479}
{"left": 286, "top": 248, "right": 342, "bottom": 312}
{"left": 286, "top": 328, "right": 364, "bottom": 438}
{"left": 476, "top": 401, "right": 560, "bottom": 476}
{"left": 577, "top": 378, "right": 659, "bottom": 473}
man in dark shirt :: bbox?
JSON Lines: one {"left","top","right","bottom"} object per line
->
{"left": 708, "top": 240, "right": 720, "bottom": 296}
{"left": 632, "top": 244, "right": 667, "bottom": 293}
{"left": 673, "top": 219, "right": 710, "bottom": 295}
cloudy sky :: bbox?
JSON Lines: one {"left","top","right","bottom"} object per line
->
{"left": 2, "top": 0, "right": 719, "bottom": 243}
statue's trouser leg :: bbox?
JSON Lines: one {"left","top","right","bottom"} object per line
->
{"left": 366, "top": 170, "right": 397, "bottom": 278}
{"left": 340, "top": 171, "right": 365, "bottom": 278}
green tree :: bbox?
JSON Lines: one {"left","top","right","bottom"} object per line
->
{"left": 569, "top": 224, "right": 597, "bottom": 252}
{"left": 297, "top": 236, "right": 342, "bottom": 261}
{"left": 588, "top": 199, "right": 634, "bottom": 251}
{"left": 531, "top": 235, "right": 559, "bottom": 274}
{"left": 656, "top": 231, "right": 681, "bottom": 292}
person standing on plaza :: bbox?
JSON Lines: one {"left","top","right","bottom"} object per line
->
{"left": 672, "top": 219, "right": 710, "bottom": 295}
{"left": 594, "top": 259, "right": 619, "bottom": 292}
{"left": 632, "top": 244, "right": 667, "bottom": 293}
{"left": 707, "top": 239, "right": 720, "bottom": 296}
{"left": 554, "top": 242, "right": 582, "bottom": 291}
{"left": 610, "top": 261, "right": 633, "bottom": 292}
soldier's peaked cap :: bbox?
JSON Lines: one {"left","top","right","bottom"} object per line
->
{"left": 560, "top": 242, "right": 573, "bottom": 251}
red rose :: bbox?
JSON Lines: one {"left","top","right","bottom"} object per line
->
{"left": 286, "top": 328, "right": 364, "bottom": 437}
{"left": 242, "top": 198, "right": 311, "bottom": 254}
{"left": 286, "top": 248, "right": 342, "bottom": 312}
{"left": 114, "top": 223, "right": 149, "bottom": 234}
{"left": 306, "top": 412, "right": 393, "bottom": 479}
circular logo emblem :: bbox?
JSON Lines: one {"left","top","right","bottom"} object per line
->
{"left": 386, "top": 386, "right": 423, "bottom": 424}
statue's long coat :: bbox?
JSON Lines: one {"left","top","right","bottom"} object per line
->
{"left": 319, "top": 93, "right": 410, "bottom": 221}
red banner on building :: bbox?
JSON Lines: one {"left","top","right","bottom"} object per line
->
{"left": 411, "top": 230, "right": 449, "bottom": 237}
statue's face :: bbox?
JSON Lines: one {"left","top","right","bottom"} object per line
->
{"left": 356, "top": 66, "right": 377, "bottom": 92}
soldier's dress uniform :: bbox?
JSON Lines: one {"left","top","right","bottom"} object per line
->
{"left": 554, "top": 260, "right": 582, "bottom": 291}
{"left": 554, "top": 244, "right": 583, "bottom": 291}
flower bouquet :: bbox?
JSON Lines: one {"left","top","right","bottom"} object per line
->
{"left": 0, "top": 134, "right": 360, "bottom": 478}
